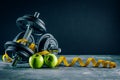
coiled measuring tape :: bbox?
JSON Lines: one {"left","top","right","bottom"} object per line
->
{"left": 2, "top": 48, "right": 117, "bottom": 68}
{"left": 2, "top": 39, "right": 36, "bottom": 62}
{"left": 16, "top": 39, "right": 35, "bottom": 51}
{"left": 37, "top": 51, "right": 117, "bottom": 68}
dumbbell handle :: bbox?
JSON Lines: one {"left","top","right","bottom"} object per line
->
{"left": 34, "top": 12, "right": 40, "bottom": 18}
{"left": 22, "top": 12, "right": 40, "bottom": 42}
{"left": 23, "top": 24, "right": 33, "bottom": 41}
{"left": 11, "top": 54, "right": 21, "bottom": 67}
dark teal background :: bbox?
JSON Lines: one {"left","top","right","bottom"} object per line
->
{"left": 0, "top": 0, "right": 120, "bottom": 55}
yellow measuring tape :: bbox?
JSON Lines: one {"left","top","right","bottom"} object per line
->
{"left": 2, "top": 45, "right": 117, "bottom": 68}
{"left": 2, "top": 39, "right": 36, "bottom": 62}
{"left": 2, "top": 53, "right": 12, "bottom": 62}
{"left": 16, "top": 39, "right": 36, "bottom": 51}
{"left": 37, "top": 51, "right": 117, "bottom": 68}
{"left": 16, "top": 38, "right": 28, "bottom": 43}
{"left": 57, "top": 56, "right": 116, "bottom": 68}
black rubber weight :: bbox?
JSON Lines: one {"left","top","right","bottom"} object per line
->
{"left": 37, "top": 33, "right": 59, "bottom": 53}
{"left": 4, "top": 41, "right": 34, "bottom": 56}
{"left": 16, "top": 15, "right": 46, "bottom": 34}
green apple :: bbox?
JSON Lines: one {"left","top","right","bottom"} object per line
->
{"left": 44, "top": 54, "right": 58, "bottom": 68}
{"left": 29, "top": 54, "right": 44, "bottom": 69}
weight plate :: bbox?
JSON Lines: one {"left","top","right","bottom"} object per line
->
{"left": 37, "top": 33, "right": 59, "bottom": 54}
{"left": 16, "top": 15, "right": 46, "bottom": 34}
{"left": 4, "top": 41, "right": 34, "bottom": 58}
{"left": 37, "top": 33, "right": 55, "bottom": 51}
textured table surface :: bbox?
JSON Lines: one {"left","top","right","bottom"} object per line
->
{"left": 0, "top": 55, "right": 120, "bottom": 80}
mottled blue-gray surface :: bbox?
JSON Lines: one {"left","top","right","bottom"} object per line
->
{"left": 0, "top": 55, "right": 120, "bottom": 80}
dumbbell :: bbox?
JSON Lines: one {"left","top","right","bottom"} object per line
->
{"left": 4, "top": 12, "right": 47, "bottom": 67}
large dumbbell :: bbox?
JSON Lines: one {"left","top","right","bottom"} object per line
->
{"left": 4, "top": 12, "right": 47, "bottom": 67}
